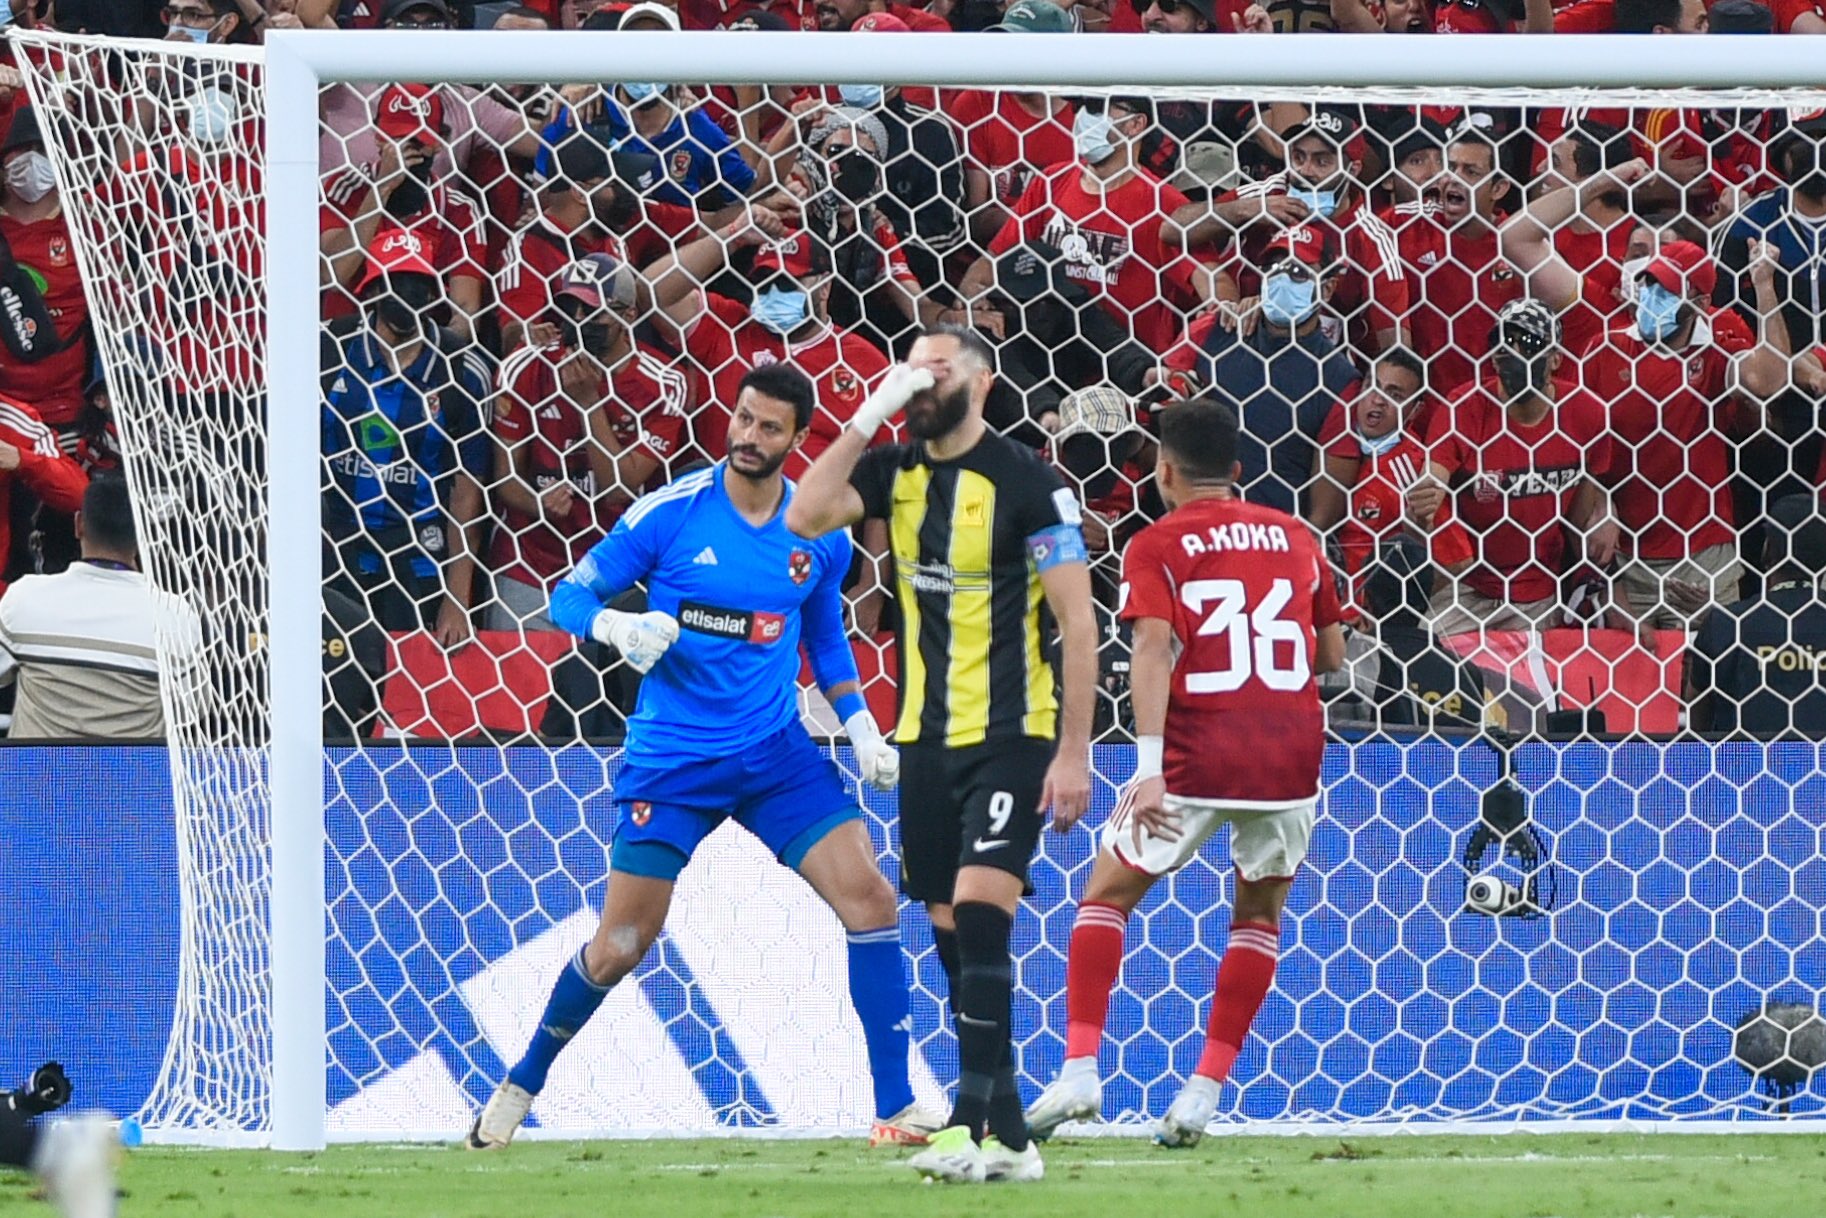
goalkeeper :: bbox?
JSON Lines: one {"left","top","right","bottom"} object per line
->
{"left": 468, "top": 363, "right": 941, "bottom": 1150}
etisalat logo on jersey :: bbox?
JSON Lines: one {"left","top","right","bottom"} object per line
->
{"left": 678, "top": 600, "right": 787, "bottom": 645}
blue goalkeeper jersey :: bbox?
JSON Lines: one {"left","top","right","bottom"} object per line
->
{"left": 550, "top": 464, "right": 859, "bottom": 765}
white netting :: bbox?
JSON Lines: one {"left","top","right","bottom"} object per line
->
{"left": 13, "top": 24, "right": 1826, "bottom": 1140}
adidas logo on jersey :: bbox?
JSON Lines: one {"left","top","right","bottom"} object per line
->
{"left": 1418, "top": 250, "right": 1440, "bottom": 267}
{"left": 693, "top": 547, "right": 718, "bottom": 566}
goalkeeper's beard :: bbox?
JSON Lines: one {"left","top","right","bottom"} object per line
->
{"left": 728, "top": 442, "right": 789, "bottom": 481}
{"left": 905, "top": 381, "right": 972, "bottom": 441}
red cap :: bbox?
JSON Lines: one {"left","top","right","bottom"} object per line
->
{"left": 1263, "top": 225, "right": 1334, "bottom": 271}
{"left": 852, "top": 11, "right": 910, "bottom": 29}
{"left": 376, "top": 84, "right": 444, "bottom": 144}
{"left": 1642, "top": 240, "right": 1717, "bottom": 299}
{"left": 357, "top": 227, "right": 439, "bottom": 292}
{"left": 753, "top": 229, "right": 826, "bottom": 281}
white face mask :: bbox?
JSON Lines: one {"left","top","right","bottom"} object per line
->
{"left": 6, "top": 152, "right": 56, "bottom": 204}
{"left": 190, "top": 88, "right": 236, "bottom": 145}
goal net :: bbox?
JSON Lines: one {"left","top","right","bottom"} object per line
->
{"left": 12, "top": 26, "right": 1826, "bottom": 1146}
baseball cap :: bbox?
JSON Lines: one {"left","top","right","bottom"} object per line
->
{"left": 1282, "top": 108, "right": 1364, "bottom": 160}
{"left": 376, "top": 84, "right": 444, "bottom": 143}
{"left": 1055, "top": 385, "right": 1137, "bottom": 441}
{"left": 1489, "top": 297, "right": 1561, "bottom": 356}
{"left": 618, "top": 1, "right": 681, "bottom": 27}
{"left": 1640, "top": 240, "right": 1717, "bottom": 299}
{"left": 2, "top": 107, "right": 42, "bottom": 158}
{"left": 557, "top": 252, "right": 640, "bottom": 312}
{"left": 551, "top": 135, "right": 612, "bottom": 185}
{"left": 1263, "top": 225, "right": 1338, "bottom": 272}
{"left": 852, "top": 10, "right": 910, "bottom": 28}
{"left": 1390, "top": 116, "right": 1451, "bottom": 167}
{"left": 988, "top": 0, "right": 1075, "bottom": 30}
{"left": 1788, "top": 107, "right": 1826, "bottom": 139}
{"left": 1707, "top": 0, "right": 1773, "bottom": 32}
{"left": 357, "top": 227, "right": 439, "bottom": 292}
{"left": 753, "top": 229, "right": 831, "bottom": 283}
{"left": 381, "top": 0, "right": 455, "bottom": 23}
{"left": 609, "top": 148, "right": 662, "bottom": 194}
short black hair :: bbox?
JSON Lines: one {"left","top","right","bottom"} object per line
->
{"left": 922, "top": 323, "right": 998, "bottom": 375}
{"left": 1708, "top": 0, "right": 1773, "bottom": 30}
{"left": 1615, "top": 0, "right": 1686, "bottom": 30}
{"left": 82, "top": 470, "right": 136, "bottom": 555}
{"left": 1563, "top": 119, "right": 1633, "bottom": 180}
{"left": 1376, "top": 346, "right": 1426, "bottom": 386}
{"left": 1157, "top": 398, "right": 1239, "bottom": 483}
{"left": 1765, "top": 494, "right": 1826, "bottom": 576}
{"left": 737, "top": 362, "right": 815, "bottom": 432}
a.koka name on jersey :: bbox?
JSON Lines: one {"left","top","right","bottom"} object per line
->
{"left": 1179, "top": 521, "right": 1294, "bottom": 557}
{"left": 678, "top": 600, "right": 786, "bottom": 645}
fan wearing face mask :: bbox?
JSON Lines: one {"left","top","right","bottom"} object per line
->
{"left": 0, "top": 107, "right": 91, "bottom": 433}
{"left": 321, "top": 227, "right": 490, "bottom": 648}
{"left": 956, "top": 95, "right": 1196, "bottom": 354}
{"left": 649, "top": 212, "right": 893, "bottom": 479}
{"left": 1404, "top": 298, "right": 1618, "bottom": 639}
{"left": 1582, "top": 240, "right": 1792, "bottom": 634}
{"left": 321, "top": 84, "right": 489, "bottom": 341}
{"left": 488, "top": 253, "right": 710, "bottom": 632}
{"left": 1175, "top": 109, "right": 1408, "bottom": 358}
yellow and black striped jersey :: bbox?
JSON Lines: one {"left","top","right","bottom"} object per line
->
{"left": 851, "top": 430, "right": 1083, "bottom": 748}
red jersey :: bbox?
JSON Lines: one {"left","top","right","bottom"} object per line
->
{"left": 1425, "top": 379, "right": 1613, "bottom": 604}
{"left": 679, "top": 0, "right": 819, "bottom": 26}
{"left": 1773, "top": 0, "right": 1826, "bottom": 28}
{"left": 954, "top": 91, "right": 1077, "bottom": 211}
{"left": 320, "top": 170, "right": 490, "bottom": 321}
{"left": 1551, "top": 218, "right": 1633, "bottom": 357}
{"left": 1323, "top": 427, "right": 1476, "bottom": 614}
{"left": 1225, "top": 173, "right": 1410, "bottom": 348}
{"left": 988, "top": 162, "right": 1196, "bottom": 352}
{"left": 1584, "top": 308, "right": 1752, "bottom": 562}
{"left": 488, "top": 339, "right": 704, "bottom": 588}
{"left": 1391, "top": 204, "right": 1524, "bottom": 398}
{"left": 0, "top": 396, "right": 87, "bottom": 598}
{"left": 1119, "top": 495, "right": 1341, "bottom": 807}
{"left": 688, "top": 293, "right": 891, "bottom": 479}
{"left": 497, "top": 204, "right": 700, "bottom": 328}
{"left": 0, "top": 208, "right": 90, "bottom": 425}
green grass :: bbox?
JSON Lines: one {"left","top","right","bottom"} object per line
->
{"left": 3, "top": 1133, "right": 1819, "bottom": 1218}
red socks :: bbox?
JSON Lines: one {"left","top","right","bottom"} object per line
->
{"left": 1196, "top": 920, "right": 1279, "bottom": 1083}
{"left": 1064, "top": 902, "right": 1127, "bottom": 1060}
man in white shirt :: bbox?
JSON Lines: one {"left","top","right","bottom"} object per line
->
{"left": 0, "top": 473, "right": 198, "bottom": 739}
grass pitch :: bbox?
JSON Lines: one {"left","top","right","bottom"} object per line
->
{"left": 1, "top": 1132, "right": 1817, "bottom": 1218}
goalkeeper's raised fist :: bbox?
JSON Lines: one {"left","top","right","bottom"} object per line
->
{"left": 591, "top": 608, "right": 679, "bottom": 675}
{"left": 849, "top": 363, "right": 935, "bottom": 444}
{"left": 844, "top": 707, "right": 900, "bottom": 791}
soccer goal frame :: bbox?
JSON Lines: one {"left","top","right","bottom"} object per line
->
{"left": 248, "top": 30, "right": 1826, "bottom": 1152}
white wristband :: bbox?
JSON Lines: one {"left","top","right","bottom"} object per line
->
{"left": 1134, "top": 735, "right": 1164, "bottom": 781}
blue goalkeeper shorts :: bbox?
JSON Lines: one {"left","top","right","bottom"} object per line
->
{"left": 609, "top": 724, "right": 858, "bottom": 881}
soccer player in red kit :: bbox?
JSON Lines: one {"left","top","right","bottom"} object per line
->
{"left": 1026, "top": 398, "right": 1345, "bottom": 1149}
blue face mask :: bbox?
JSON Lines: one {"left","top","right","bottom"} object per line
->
{"left": 1287, "top": 186, "right": 1338, "bottom": 218}
{"left": 622, "top": 82, "right": 665, "bottom": 106}
{"left": 750, "top": 287, "right": 810, "bottom": 335}
{"left": 1359, "top": 429, "right": 1403, "bottom": 457}
{"left": 1260, "top": 270, "right": 1318, "bottom": 327}
{"left": 1635, "top": 281, "right": 1684, "bottom": 343}
{"left": 1073, "top": 109, "right": 1119, "bottom": 165}
{"left": 169, "top": 21, "right": 214, "bottom": 42}
{"left": 838, "top": 84, "right": 884, "bottom": 108}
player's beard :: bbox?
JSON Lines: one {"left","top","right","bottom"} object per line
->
{"left": 905, "top": 381, "right": 971, "bottom": 441}
{"left": 728, "top": 442, "right": 789, "bottom": 481}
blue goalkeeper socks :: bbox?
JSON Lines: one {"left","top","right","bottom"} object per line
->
{"left": 507, "top": 947, "right": 611, "bottom": 1095}
{"left": 847, "top": 927, "right": 916, "bottom": 1120}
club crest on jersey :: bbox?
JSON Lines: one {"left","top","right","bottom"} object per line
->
{"left": 630, "top": 800, "right": 652, "bottom": 826}
{"left": 830, "top": 368, "right": 860, "bottom": 401}
{"left": 48, "top": 237, "right": 70, "bottom": 267}
{"left": 789, "top": 550, "right": 812, "bottom": 585}
{"left": 669, "top": 150, "right": 693, "bottom": 181}
{"left": 1687, "top": 353, "right": 1707, "bottom": 381}
{"left": 1360, "top": 499, "right": 1383, "bottom": 522}
{"left": 752, "top": 349, "right": 780, "bottom": 367}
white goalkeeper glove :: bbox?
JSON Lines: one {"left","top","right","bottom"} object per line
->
{"left": 849, "top": 364, "right": 935, "bottom": 444}
{"left": 591, "top": 607, "right": 679, "bottom": 675}
{"left": 845, "top": 707, "right": 900, "bottom": 791}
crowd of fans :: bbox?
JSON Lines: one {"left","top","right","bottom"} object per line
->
{"left": 0, "top": 0, "right": 1824, "bottom": 740}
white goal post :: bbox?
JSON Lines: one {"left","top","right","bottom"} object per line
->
{"left": 10, "top": 23, "right": 1825, "bottom": 1154}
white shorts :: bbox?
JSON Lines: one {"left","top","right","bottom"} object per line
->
{"left": 1100, "top": 786, "right": 1316, "bottom": 882}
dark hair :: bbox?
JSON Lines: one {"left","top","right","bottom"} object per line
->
{"left": 1157, "top": 398, "right": 1239, "bottom": 483}
{"left": 922, "top": 323, "right": 999, "bottom": 374}
{"left": 82, "top": 470, "right": 136, "bottom": 555}
{"left": 1563, "top": 119, "right": 1633, "bottom": 180}
{"left": 1615, "top": 0, "right": 1687, "bottom": 30}
{"left": 1765, "top": 494, "right": 1826, "bottom": 577}
{"left": 1708, "top": 0, "right": 1773, "bottom": 29}
{"left": 736, "top": 362, "right": 816, "bottom": 432}
{"left": 1375, "top": 345, "right": 1427, "bottom": 389}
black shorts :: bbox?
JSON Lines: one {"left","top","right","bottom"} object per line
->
{"left": 897, "top": 737, "right": 1054, "bottom": 903}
